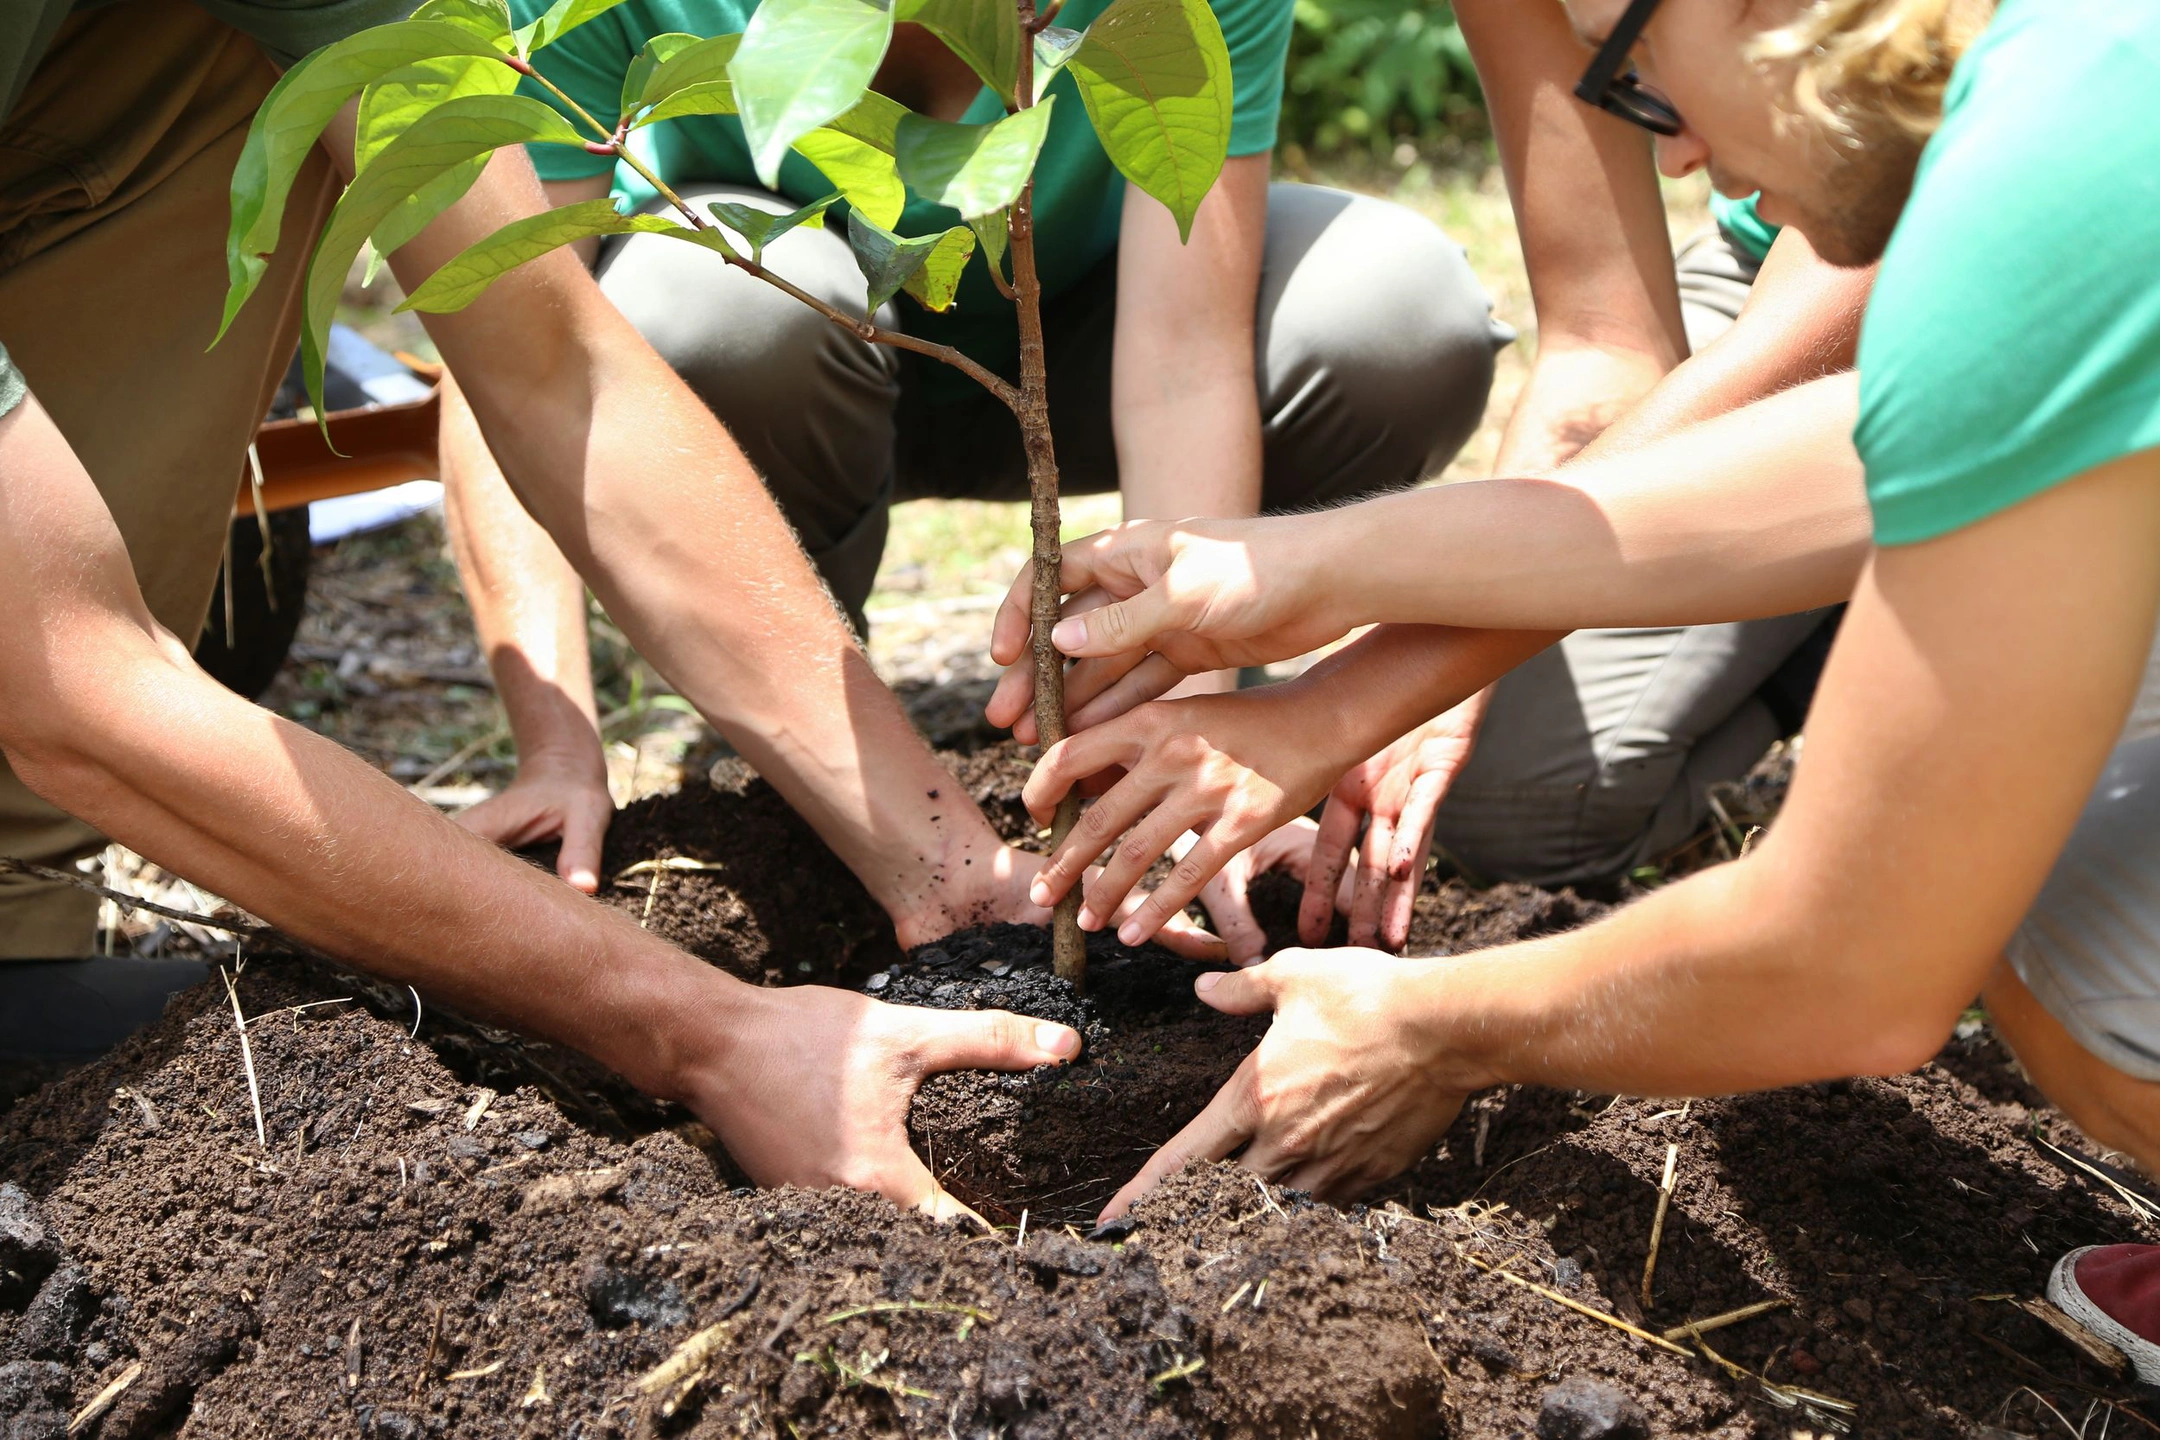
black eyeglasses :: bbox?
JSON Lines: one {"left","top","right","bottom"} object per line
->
{"left": 1574, "top": 0, "right": 1683, "bottom": 137}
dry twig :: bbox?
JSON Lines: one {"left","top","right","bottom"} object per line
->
{"left": 1460, "top": 1248, "right": 1692, "bottom": 1357}
{"left": 1660, "top": 1298, "right": 1787, "bottom": 1342}
{"left": 221, "top": 967, "right": 268, "bottom": 1149}
{"left": 1641, "top": 1142, "right": 1678, "bottom": 1309}
{"left": 67, "top": 1362, "right": 142, "bottom": 1436}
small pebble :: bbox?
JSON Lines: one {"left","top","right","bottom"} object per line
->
{"left": 1551, "top": 1257, "right": 1583, "bottom": 1289}
{"left": 1840, "top": 1297, "right": 1873, "bottom": 1325}
{"left": 1536, "top": 1376, "right": 1648, "bottom": 1440}
{"left": 514, "top": 1131, "right": 554, "bottom": 1151}
{"left": 865, "top": 973, "right": 890, "bottom": 992}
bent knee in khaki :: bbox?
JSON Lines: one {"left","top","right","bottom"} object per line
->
{"left": 1256, "top": 184, "right": 1509, "bottom": 509}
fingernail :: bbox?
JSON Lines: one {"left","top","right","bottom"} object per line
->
{"left": 1195, "top": 971, "right": 1222, "bottom": 993}
{"left": 1051, "top": 618, "right": 1086, "bottom": 652}
{"left": 1036, "top": 1023, "right": 1080, "bottom": 1059}
{"left": 1030, "top": 881, "right": 1053, "bottom": 907}
{"left": 1118, "top": 921, "right": 1142, "bottom": 945}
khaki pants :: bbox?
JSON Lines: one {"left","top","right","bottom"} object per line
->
{"left": 0, "top": 0, "right": 336, "bottom": 955}
{"left": 1431, "top": 225, "right": 1842, "bottom": 887}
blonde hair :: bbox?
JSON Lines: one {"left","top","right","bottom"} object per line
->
{"left": 1753, "top": 0, "right": 1996, "bottom": 143}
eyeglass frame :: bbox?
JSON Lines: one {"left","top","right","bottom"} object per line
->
{"left": 1573, "top": 0, "right": 1684, "bottom": 137}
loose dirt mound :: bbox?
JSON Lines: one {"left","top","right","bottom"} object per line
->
{"left": 0, "top": 758, "right": 2153, "bottom": 1437}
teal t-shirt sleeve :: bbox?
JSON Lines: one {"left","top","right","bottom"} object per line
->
{"left": 510, "top": 0, "right": 634, "bottom": 184}
{"left": 190, "top": 0, "right": 420, "bottom": 64}
{"left": 1216, "top": 0, "right": 1292, "bottom": 156}
{"left": 1853, "top": 0, "right": 2160, "bottom": 547}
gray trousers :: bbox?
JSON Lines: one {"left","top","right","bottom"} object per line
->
{"left": 595, "top": 182, "right": 1509, "bottom": 623}
{"left": 1431, "top": 226, "right": 1845, "bottom": 887}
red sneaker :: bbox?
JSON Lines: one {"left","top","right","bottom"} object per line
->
{"left": 2049, "top": 1244, "right": 2160, "bottom": 1382}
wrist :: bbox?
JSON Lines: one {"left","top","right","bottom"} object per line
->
{"left": 599, "top": 931, "right": 762, "bottom": 1101}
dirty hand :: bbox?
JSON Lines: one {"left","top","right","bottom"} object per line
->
{"left": 693, "top": 983, "right": 1081, "bottom": 1223}
{"left": 1100, "top": 951, "right": 1467, "bottom": 1219}
{"left": 984, "top": 518, "right": 1356, "bottom": 741}
{"left": 1301, "top": 693, "right": 1489, "bottom": 952}
{"left": 454, "top": 748, "right": 615, "bottom": 893}
{"left": 1021, "top": 686, "right": 1358, "bottom": 951}
{"left": 1194, "top": 818, "right": 1356, "bottom": 966}
{"left": 906, "top": 840, "right": 1229, "bottom": 962}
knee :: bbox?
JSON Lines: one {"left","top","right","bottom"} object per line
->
{"left": 1259, "top": 189, "right": 1505, "bottom": 497}
{"left": 598, "top": 230, "right": 871, "bottom": 412}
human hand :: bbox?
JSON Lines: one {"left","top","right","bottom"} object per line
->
{"left": 898, "top": 839, "right": 1229, "bottom": 963}
{"left": 690, "top": 981, "right": 1082, "bottom": 1222}
{"left": 1099, "top": 949, "right": 1469, "bottom": 1218}
{"left": 984, "top": 518, "right": 1358, "bottom": 741}
{"left": 453, "top": 747, "right": 615, "bottom": 893}
{"left": 1302, "top": 693, "right": 1488, "bottom": 952}
{"left": 1193, "top": 818, "right": 1356, "bottom": 966}
{"left": 1020, "top": 686, "right": 1357, "bottom": 951}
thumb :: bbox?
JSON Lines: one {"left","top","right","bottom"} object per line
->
{"left": 1049, "top": 585, "right": 1183, "bottom": 658}
{"left": 559, "top": 795, "right": 611, "bottom": 894}
{"left": 1193, "top": 961, "right": 1279, "bottom": 1017}
{"left": 909, "top": 1007, "right": 1082, "bottom": 1074}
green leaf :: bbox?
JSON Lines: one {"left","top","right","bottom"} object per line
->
{"left": 1066, "top": 0, "right": 1230, "bottom": 241}
{"left": 968, "top": 206, "right": 1008, "bottom": 278}
{"left": 827, "top": 89, "right": 908, "bottom": 152}
{"left": 300, "top": 94, "right": 588, "bottom": 425}
{"left": 708, "top": 192, "right": 842, "bottom": 263}
{"left": 411, "top": 0, "right": 514, "bottom": 44}
{"left": 728, "top": 0, "right": 895, "bottom": 188}
{"left": 356, "top": 54, "right": 519, "bottom": 261}
{"left": 398, "top": 198, "right": 729, "bottom": 312}
{"left": 894, "top": 0, "right": 1021, "bottom": 105}
{"left": 790, "top": 129, "right": 906, "bottom": 227}
{"left": 217, "top": 19, "right": 512, "bottom": 344}
{"left": 893, "top": 99, "right": 1052, "bottom": 219}
{"left": 1032, "top": 25, "right": 1085, "bottom": 101}
{"left": 845, "top": 210, "right": 975, "bottom": 312}
{"left": 516, "top": 0, "right": 632, "bottom": 53}
{"left": 621, "top": 32, "right": 702, "bottom": 114}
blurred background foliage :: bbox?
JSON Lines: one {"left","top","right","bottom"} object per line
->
{"left": 1277, "top": 0, "right": 1487, "bottom": 167}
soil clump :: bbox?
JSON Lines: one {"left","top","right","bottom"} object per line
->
{"left": 0, "top": 755, "right": 2152, "bottom": 1437}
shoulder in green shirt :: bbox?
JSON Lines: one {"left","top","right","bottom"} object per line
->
{"left": 512, "top": 0, "right": 1294, "bottom": 389}
{"left": 1853, "top": 0, "right": 2160, "bottom": 546}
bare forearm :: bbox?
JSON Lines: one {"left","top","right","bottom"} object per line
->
{"left": 1287, "top": 624, "right": 1558, "bottom": 767}
{"left": 1318, "top": 371, "right": 1870, "bottom": 630}
{"left": 439, "top": 374, "right": 599, "bottom": 758}
{"left": 386, "top": 152, "right": 1000, "bottom": 933}
{"left": 8, "top": 630, "right": 738, "bottom": 1099}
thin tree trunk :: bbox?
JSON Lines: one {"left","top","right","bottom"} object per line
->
{"left": 1010, "top": 1, "right": 1086, "bottom": 987}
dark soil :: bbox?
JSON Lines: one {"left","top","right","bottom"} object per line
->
{"left": 1, "top": 751, "right": 2154, "bottom": 1438}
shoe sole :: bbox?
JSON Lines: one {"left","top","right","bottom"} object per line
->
{"left": 2048, "top": 1245, "right": 2160, "bottom": 1385}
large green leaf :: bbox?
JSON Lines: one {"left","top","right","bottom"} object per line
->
{"left": 356, "top": 54, "right": 520, "bottom": 274}
{"left": 621, "top": 32, "right": 703, "bottom": 113}
{"left": 846, "top": 210, "right": 975, "bottom": 312}
{"left": 1066, "top": 0, "right": 1230, "bottom": 241}
{"left": 1032, "top": 25, "right": 1085, "bottom": 101}
{"left": 629, "top": 33, "right": 737, "bottom": 111}
{"left": 893, "top": 99, "right": 1052, "bottom": 219}
{"left": 411, "top": 0, "right": 515, "bottom": 45}
{"left": 398, "top": 199, "right": 732, "bottom": 312}
{"left": 300, "top": 94, "right": 587, "bottom": 424}
{"left": 218, "top": 19, "right": 512, "bottom": 343}
{"left": 708, "top": 192, "right": 842, "bottom": 264}
{"left": 791, "top": 129, "right": 905, "bottom": 227}
{"left": 516, "top": 0, "right": 633, "bottom": 53}
{"left": 895, "top": 0, "right": 1021, "bottom": 105}
{"left": 728, "top": 0, "right": 894, "bottom": 187}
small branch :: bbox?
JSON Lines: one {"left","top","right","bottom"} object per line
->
{"left": 521, "top": 60, "right": 1023, "bottom": 412}
{"left": 0, "top": 856, "right": 271, "bottom": 941}
{"left": 1640, "top": 1142, "right": 1677, "bottom": 1310}
{"left": 1659, "top": 1298, "right": 1786, "bottom": 1343}
{"left": 1460, "top": 1248, "right": 1693, "bottom": 1357}
{"left": 222, "top": 967, "right": 269, "bottom": 1149}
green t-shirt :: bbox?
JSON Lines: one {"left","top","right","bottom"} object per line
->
{"left": 1854, "top": 0, "right": 2160, "bottom": 545}
{"left": 513, "top": 0, "right": 1292, "bottom": 394}
{"left": 1709, "top": 189, "right": 1777, "bottom": 265}
{"left": 0, "top": 0, "right": 416, "bottom": 418}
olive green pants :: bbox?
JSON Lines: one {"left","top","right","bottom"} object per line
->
{"left": 0, "top": 0, "right": 336, "bottom": 955}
